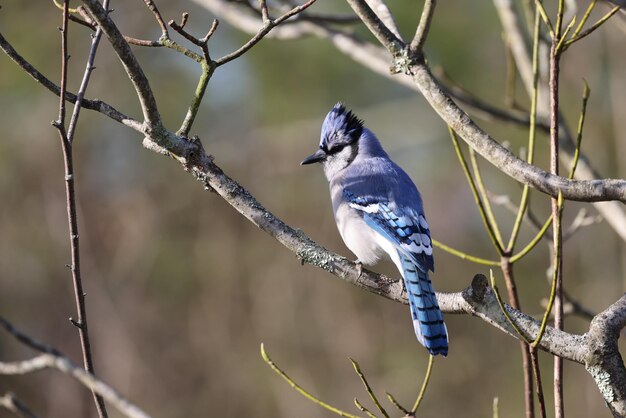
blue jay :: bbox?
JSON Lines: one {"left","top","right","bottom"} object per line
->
{"left": 301, "top": 103, "right": 448, "bottom": 356}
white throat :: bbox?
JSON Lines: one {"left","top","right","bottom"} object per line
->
{"left": 321, "top": 145, "right": 356, "bottom": 181}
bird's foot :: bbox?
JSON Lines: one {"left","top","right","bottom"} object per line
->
{"left": 355, "top": 259, "right": 364, "bottom": 280}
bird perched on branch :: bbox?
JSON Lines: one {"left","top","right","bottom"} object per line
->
{"left": 301, "top": 103, "right": 448, "bottom": 356}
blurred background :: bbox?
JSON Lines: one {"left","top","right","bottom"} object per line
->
{"left": 1, "top": 1, "right": 625, "bottom": 417}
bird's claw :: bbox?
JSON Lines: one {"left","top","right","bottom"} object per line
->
{"left": 355, "top": 259, "right": 363, "bottom": 280}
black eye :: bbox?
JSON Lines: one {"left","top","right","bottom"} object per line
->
{"left": 327, "top": 143, "right": 346, "bottom": 154}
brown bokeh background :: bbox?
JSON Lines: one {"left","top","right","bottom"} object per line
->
{"left": 1, "top": 2, "right": 625, "bottom": 417}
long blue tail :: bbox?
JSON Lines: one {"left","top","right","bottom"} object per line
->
{"left": 399, "top": 253, "right": 448, "bottom": 356}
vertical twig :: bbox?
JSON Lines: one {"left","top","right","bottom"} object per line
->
{"left": 411, "top": 355, "right": 434, "bottom": 413}
{"left": 67, "top": 0, "right": 110, "bottom": 144}
{"left": 500, "top": 259, "right": 536, "bottom": 418}
{"left": 549, "top": 37, "right": 564, "bottom": 418}
{"left": 507, "top": 9, "right": 541, "bottom": 253}
{"left": 350, "top": 358, "right": 389, "bottom": 418}
{"left": 52, "top": 2, "right": 108, "bottom": 417}
{"left": 409, "top": 0, "right": 436, "bottom": 55}
{"left": 469, "top": 149, "right": 505, "bottom": 250}
{"left": 530, "top": 348, "right": 547, "bottom": 418}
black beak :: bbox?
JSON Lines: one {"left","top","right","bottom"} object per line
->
{"left": 300, "top": 149, "right": 326, "bottom": 165}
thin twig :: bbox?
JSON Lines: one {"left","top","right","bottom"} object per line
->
{"left": 67, "top": 0, "right": 110, "bottom": 144}
{"left": 142, "top": 0, "right": 169, "bottom": 36}
{"left": 572, "top": 0, "right": 597, "bottom": 38}
{"left": 494, "top": 261, "right": 538, "bottom": 418}
{"left": 260, "top": 344, "right": 361, "bottom": 418}
{"left": 409, "top": 0, "right": 436, "bottom": 55}
{"left": 353, "top": 398, "right": 377, "bottom": 418}
{"left": 432, "top": 239, "right": 500, "bottom": 266}
{"left": 411, "top": 355, "right": 434, "bottom": 413}
{"left": 548, "top": 37, "right": 564, "bottom": 418}
{"left": 489, "top": 270, "right": 530, "bottom": 342}
{"left": 0, "top": 31, "right": 142, "bottom": 131}
{"left": 166, "top": 15, "right": 219, "bottom": 136}
{"left": 0, "top": 317, "right": 150, "bottom": 418}
{"left": 215, "top": 0, "right": 317, "bottom": 67}
{"left": 529, "top": 348, "right": 547, "bottom": 418}
{"left": 507, "top": 9, "right": 540, "bottom": 253}
{"left": 0, "top": 393, "right": 41, "bottom": 418}
{"left": 53, "top": 3, "right": 108, "bottom": 417}
{"left": 384, "top": 392, "right": 410, "bottom": 416}
{"left": 350, "top": 358, "right": 389, "bottom": 418}
{"left": 259, "top": 0, "right": 270, "bottom": 23}
{"left": 469, "top": 149, "right": 505, "bottom": 250}
{"left": 563, "top": 6, "right": 621, "bottom": 51}
{"left": 449, "top": 128, "right": 505, "bottom": 255}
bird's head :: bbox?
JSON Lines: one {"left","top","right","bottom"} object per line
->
{"left": 301, "top": 103, "right": 364, "bottom": 178}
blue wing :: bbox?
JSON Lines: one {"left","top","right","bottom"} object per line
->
{"left": 345, "top": 190, "right": 448, "bottom": 356}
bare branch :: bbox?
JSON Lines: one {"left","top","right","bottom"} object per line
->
{"left": 201, "top": 1, "right": 626, "bottom": 205}
{"left": 0, "top": 393, "right": 41, "bottom": 418}
{"left": 53, "top": 3, "right": 109, "bottom": 417}
{"left": 344, "top": 0, "right": 402, "bottom": 51}
{"left": 410, "top": 0, "right": 436, "bottom": 55}
{"left": 409, "top": 62, "right": 626, "bottom": 202}
{"left": 0, "top": 31, "right": 142, "bottom": 131}
{"left": 215, "top": 0, "right": 317, "bottom": 67}
{"left": 81, "top": 0, "right": 161, "bottom": 129}
{"left": 67, "top": 0, "right": 109, "bottom": 143}
{"left": 142, "top": 0, "right": 169, "bottom": 36}
{"left": 0, "top": 317, "right": 151, "bottom": 418}
{"left": 492, "top": 0, "right": 626, "bottom": 242}
{"left": 587, "top": 295, "right": 626, "bottom": 417}
{"left": 0, "top": 355, "right": 51, "bottom": 375}
{"left": 364, "top": 0, "right": 403, "bottom": 41}
{"left": 493, "top": 0, "right": 534, "bottom": 91}
{"left": 194, "top": 0, "right": 318, "bottom": 40}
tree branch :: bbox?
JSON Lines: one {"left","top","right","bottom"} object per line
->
{"left": 214, "top": 0, "right": 317, "bottom": 67}
{"left": 0, "top": 31, "right": 142, "bottom": 132}
{"left": 408, "top": 62, "right": 626, "bottom": 202}
{"left": 587, "top": 294, "right": 626, "bottom": 417}
{"left": 0, "top": 317, "right": 151, "bottom": 418}
{"left": 492, "top": 0, "right": 626, "bottom": 242}
{"left": 344, "top": 0, "right": 402, "bottom": 51}
{"left": 364, "top": 0, "right": 403, "bottom": 41}
{"left": 81, "top": 0, "right": 161, "bottom": 129}
{"left": 0, "top": 393, "right": 41, "bottom": 418}
{"left": 409, "top": 0, "right": 436, "bottom": 55}
{"left": 53, "top": 4, "right": 109, "bottom": 417}
{"left": 197, "top": 0, "right": 626, "bottom": 204}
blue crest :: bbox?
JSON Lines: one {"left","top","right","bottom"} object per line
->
{"left": 319, "top": 103, "right": 364, "bottom": 152}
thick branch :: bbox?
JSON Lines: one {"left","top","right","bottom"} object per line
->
{"left": 587, "top": 295, "right": 626, "bottom": 417}
{"left": 408, "top": 62, "right": 626, "bottom": 202}
{"left": 364, "top": 0, "right": 403, "bottom": 41}
{"left": 81, "top": 0, "right": 161, "bottom": 129}
{"left": 196, "top": 1, "right": 626, "bottom": 204}
{"left": 492, "top": 0, "right": 626, "bottom": 242}
{"left": 142, "top": 130, "right": 588, "bottom": 364}
{"left": 345, "top": 0, "right": 402, "bottom": 51}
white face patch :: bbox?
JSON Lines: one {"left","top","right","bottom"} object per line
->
{"left": 322, "top": 145, "right": 357, "bottom": 180}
